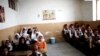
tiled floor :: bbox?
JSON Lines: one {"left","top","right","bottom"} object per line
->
{"left": 47, "top": 42, "right": 85, "bottom": 56}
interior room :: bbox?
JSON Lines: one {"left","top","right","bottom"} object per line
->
{"left": 0, "top": 0, "right": 100, "bottom": 56}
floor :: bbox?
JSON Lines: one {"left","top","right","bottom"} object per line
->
{"left": 47, "top": 42, "right": 85, "bottom": 56}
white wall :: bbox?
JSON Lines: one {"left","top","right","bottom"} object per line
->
{"left": 81, "top": 0, "right": 92, "bottom": 21}
{"left": 0, "top": 0, "right": 18, "bottom": 30}
{"left": 18, "top": 0, "right": 82, "bottom": 24}
{"left": 0, "top": 0, "right": 93, "bottom": 30}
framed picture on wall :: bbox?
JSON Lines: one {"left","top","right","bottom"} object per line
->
{"left": 0, "top": 5, "right": 5, "bottom": 23}
{"left": 43, "top": 10, "right": 55, "bottom": 20}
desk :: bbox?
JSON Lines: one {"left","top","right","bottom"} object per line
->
{"left": 10, "top": 50, "right": 32, "bottom": 56}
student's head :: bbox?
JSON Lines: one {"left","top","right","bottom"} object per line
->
{"left": 97, "top": 25, "right": 100, "bottom": 29}
{"left": 86, "top": 24, "right": 91, "bottom": 30}
{"left": 21, "top": 38, "right": 25, "bottom": 44}
{"left": 19, "top": 37, "right": 26, "bottom": 44}
{"left": 63, "top": 24, "right": 68, "bottom": 29}
{"left": 69, "top": 24, "right": 74, "bottom": 28}
{"left": 15, "top": 34, "right": 19, "bottom": 40}
{"left": 74, "top": 22, "right": 78, "bottom": 28}
{"left": 5, "top": 40, "right": 10, "bottom": 45}
{"left": 28, "top": 28, "right": 32, "bottom": 32}
{"left": 2, "top": 47, "right": 9, "bottom": 56}
{"left": 38, "top": 36, "right": 42, "bottom": 41}
{"left": 81, "top": 24, "right": 85, "bottom": 28}
{"left": 36, "top": 33, "right": 39, "bottom": 37}
{"left": 22, "top": 27, "right": 27, "bottom": 33}
{"left": 93, "top": 29, "right": 98, "bottom": 35}
{"left": 1, "top": 40, "right": 5, "bottom": 46}
{"left": 33, "top": 30, "right": 37, "bottom": 34}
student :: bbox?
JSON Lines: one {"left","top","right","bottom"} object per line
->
{"left": 17, "top": 37, "right": 28, "bottom": 51}
{"left": 31, "top": 41, "right": 38, "bottom": 56}
{"left": 26, "top": 36, "right": 31, "bottom": 45}
{"left": 0, "top": 47, "right": 11, "bottom": 56}
{"left": 80, "top": 24, "right": 86, "bottom": 41}
{"left": 37, "top": 36, "right": 47, "bottom": 56}
{"left": 13, "top": 33, "right": 19, "bottom": 45}
{"left": 0, "top": 40, "right": 7, "bottom": 52}
{"left": 13, "top": 34, "right": 20, "bottom": 51}
{"left": 84, "top": 24, "right": 94, "bottom": 40}
{"left": 20, "top": 27, "right": 29, "bottom": 39}
{"left": 69, "top": 24, "right": 75, "bottom": 38}
{"left": 93, "top": 29, "right": 100, "bottom": 50}
{"left": 5, "top": 40, "right": 13, "bottom": 52}
{"left": 27, "top": 28, "right": 32, "bottom": 38}
{"left": 33, "top": 27, "right": 38, "bottom": 32}
{"left": 31, "top": 30, "right": 38, "bottom": 41}
{"left": 97, "top": 25, "right": 100, "bottom": 34}
{"left": 36, "top": 30, "right": 45, "bottom": 42}
{"left": 62, "top": 24, "right": 70, "bottom": 42}
{"left": 76, "top": 25, "right": 83, "bottom": 38}
{"left": 84, "top": 24, "right": 94, "bottom": 49}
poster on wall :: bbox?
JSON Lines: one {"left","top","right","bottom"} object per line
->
{"left": 0, "top": 5, "right": 5, "bottom": 23}
{"left": 43, "top": 10, "right": 55, "bottom": 20}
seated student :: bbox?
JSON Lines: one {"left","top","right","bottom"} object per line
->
{"left": 92, "top": 29, "right": 100, "bottom": 55}
{"left": 69, "top": 24, "right": 76, "bottom": 39}
{"left": 26, "top": 36, "right": 31, "bottom": 45}
{"left": 30, "top": 41, "right": 38, "bottom": 56}
{"left": 80, "top": 24, "right": 86, "bottom": 42}
{"left": 27, "top": 27, "right": 32, "bottom": 38}
{"left": 13, "top": 33, "right": 19, "bottom": 45}
{"left": 93, "top": 29, "right": 100, "bottom": 47}
{"left": 35, "top": 30, "right": 45, "bottom": 42}
{"left": 17, "top": 37, "right": 28, "bottom": 51}
{"left": 31, "top": 30, "right": 37, "bottom": 41}
{"left": 74, "top": 22, "right": 79, "bottom": 30}
{"left": 0, "top": 40, "right": 6, "bottom": 47}
{"left": 20, "top": 27, "right": 29, "bottom": 39}
{"left": 37, "top": 36, "right": 47, "bottom": 56}
{"left": 13, "top": 33, "right": 20, "bottom": 51}
{"left": 74, "top": 25, "right": 83, "bottom": 46}
{"left": 0, "top": 40, "right": 7, "bottom": 52}
{"left": 0, "top": 47, "right": 11, "bottom": 56}
{"left": 84, "top": 24, "right": 94, "bottom": 40}
{"left": 84, "top": 24, "right": 94, "bottom": 48}
{"left": 5, "top": 40, "right": 13, "bottom": 52}
{"left": 97, "top": 25, "right": 100, "bottom": 34}
{"left": 33, "top": 27, "right": 38, "bottom": 32}
{"left": 75, "top": 25, "right": 83, "bottom": 38}
{"left": 62, "top": 24, "right": 70, "bottom": 41}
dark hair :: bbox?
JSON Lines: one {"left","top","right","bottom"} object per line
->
{"left": 97, "top": 25, "right": 100, "bottom": 29}
{"left": 86, "top": 24, "right": 90, "bottom": 29}
{"left": 19, "top": 37, "right": 26, "bottom": 44}
{"left": 1, "top": 40, "right": 5, "bottom": 46}
{"left": 69, "top": 24, "right": 74, "bottom": 28}
{"left": 63, "top": 24, "right": 67, "bottom": 28}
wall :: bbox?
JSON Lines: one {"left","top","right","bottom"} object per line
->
{"left": 0, "top": 0, "right": 94, "bottom": 43}
{"left": 81, "top": 0, "right": 92, "bottom": 21}
{"left": 0, "top": 0, "right": 20, "bottom": 43}
{"left": 0, "top": 0, "right": 19, "bottom": 30}
{"left": 18, "top": 0, "right": 82, "bottom": 24}
{"left": 0, "top": 25, "right": 20, "bottom": 42}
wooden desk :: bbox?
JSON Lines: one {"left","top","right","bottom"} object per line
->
{"left": 10, "top": 50, "right": 32, "bottom": 56}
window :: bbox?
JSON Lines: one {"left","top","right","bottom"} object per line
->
{"left": 8, "top": 0, "right": 17, "bottom": 10}
{"left": 93, "top": 0, "right": 100, "bottom": 21}
{"left": 97, "top": 0, "right": 100, "bottom": 20}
